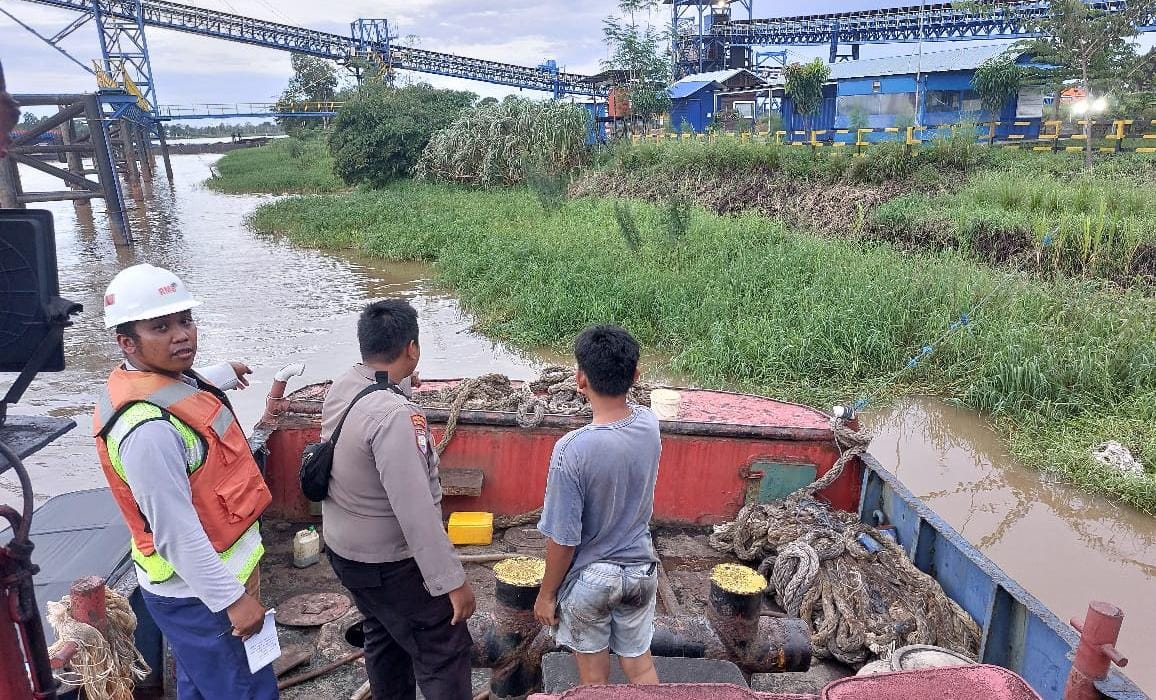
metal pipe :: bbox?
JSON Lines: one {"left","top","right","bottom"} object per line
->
{"left": 69, "top": 577, "right": 108, "bottom": 637}
{"left": 1064, "top": 601, "right": 1128, "bottom": 700}
{"left": 0, "top": 440, "right": 60, "bottom": 700}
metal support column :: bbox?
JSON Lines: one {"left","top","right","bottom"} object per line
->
{"left": 83, "top": 94, "right": 132, "bottom": 245}
{"left": 135, "top": 125, "right": 153, "bottom": 183}
{"left": 117, "top": 121, "right": 143, "bottom": 199}
{"left": 60, "top": 117, "right": 92, "bottom": 212}
{"left": 156, "top": 123, "right": 174, "bottom": 181}
{"left": 0, "top": 154, "right": 24, "bottom": 209}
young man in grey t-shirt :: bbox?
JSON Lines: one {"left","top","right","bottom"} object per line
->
{"left": 535, "top": 325, "right": 662, "bottom": 686}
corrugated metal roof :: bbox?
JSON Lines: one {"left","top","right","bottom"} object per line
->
{"left": 672, "top": 68, "right": 764, "bottom": 87}
{"left": 829, "top": 45, "right": 1012, "bottom": 80}
{"left": 669, "top": 80, "right": 717, "bottom": 99}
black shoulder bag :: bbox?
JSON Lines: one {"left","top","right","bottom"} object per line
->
{"left": 300, "top": 372, "right": 400, "bottom": 502}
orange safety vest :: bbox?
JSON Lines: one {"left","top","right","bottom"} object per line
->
{"left": 93, "top": 365, "right": 272, "bottom": 581}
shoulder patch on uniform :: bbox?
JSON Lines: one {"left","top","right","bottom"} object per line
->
{"left": 411, "top": 413, "right": 429, "bottom": 453}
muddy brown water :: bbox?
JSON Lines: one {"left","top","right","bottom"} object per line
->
{"left": 2, "top": 157, "right": 1153, "bottom": 694}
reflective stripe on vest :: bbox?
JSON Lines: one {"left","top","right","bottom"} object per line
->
{"left": 104, "top": 402, "right": 205, "bottom": 482}
{"left": 101, "top": 381, "right": 261, "bottom": 585}
{"left": 131, "top": 521, "right": 264, "bottom": 585}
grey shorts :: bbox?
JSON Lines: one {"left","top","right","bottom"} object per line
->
{"left": 554, "top": 561, "right": 658, "bottom": 657}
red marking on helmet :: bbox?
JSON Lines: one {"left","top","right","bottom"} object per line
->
{"left": 104, "top": 293, "right": 116, "bottom": 307}
{"left": 157, "top": 282, "right": 178, "bottom": 295}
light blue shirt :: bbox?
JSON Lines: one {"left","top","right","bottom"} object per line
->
{"left": 537, "top": 405, "right": 662, "bottom": 592}
{"left": 118, "top": 361, "right": 248, "bottom": 612}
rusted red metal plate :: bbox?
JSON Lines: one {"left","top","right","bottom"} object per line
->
{"left": 527, "top": 687, "right": 816, "bottom": 700}
{"left": 257, "top": 380, "right": 861, "bottom": 525}
{"left": 822, "top": 666, "right": 1041, "bottom": 700}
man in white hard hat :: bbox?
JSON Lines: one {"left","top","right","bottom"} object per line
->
{"left": 93, "top": 263, "right": 278, "bottom": 700}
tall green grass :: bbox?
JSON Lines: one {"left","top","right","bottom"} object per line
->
{"left": 872, "top": 171, "right": 1156, "bottom": 281}
{"left": 206, "top": 137, "right": 345, "bottom": 194}
{"left": 251, "top": 182, "right": 1156, "bottom": 513}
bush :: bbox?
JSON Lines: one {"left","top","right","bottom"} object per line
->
{"left": 416, "top": 98, "right": 591, "bottom": 187}
{"left": 328, "top": 83, "right": 476, "bottom": 187}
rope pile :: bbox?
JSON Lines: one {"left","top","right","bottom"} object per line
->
{"left": 414, "top": 366, "right": 651, "bottom": 454}
{"left": 46, "top": 587, "right": 150, "bottom": 700}
{"left": 709, "top": 419, "right": 981, "bottom": 666}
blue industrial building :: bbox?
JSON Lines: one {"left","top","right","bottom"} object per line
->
{"left": 777, "top": 45, "right": 1047, "bottom": 139}
{"left": 668, "top": 69, "right": 771, "bottom": 133}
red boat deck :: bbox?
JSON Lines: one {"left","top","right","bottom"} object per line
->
{"left": 256, "top": 380, "right": 861, "bottom": 525}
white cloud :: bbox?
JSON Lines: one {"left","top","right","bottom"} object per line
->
{"left": 0, "top": 0, "right": 626, "bottom": 105}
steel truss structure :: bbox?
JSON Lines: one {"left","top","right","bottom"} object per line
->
{"left": 14, "top": 0, "right": 604, "bottom": 98}
{"left": 670, "top": 0, "right": 755, "bottom": 78}
{"left": 670, "top": 0, "right": 1155, "bottom": 77}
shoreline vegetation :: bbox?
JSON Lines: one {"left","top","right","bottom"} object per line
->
{"left": 208, "top": 137, "right": 1156, "bottom": 515}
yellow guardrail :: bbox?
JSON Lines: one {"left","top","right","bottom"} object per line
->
{"left": 627, "top": 118, "right": 1156, "bottom": 154}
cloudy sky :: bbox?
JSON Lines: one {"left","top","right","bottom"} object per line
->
{"left": 0, "top": 0, "right": 1150, "bottom": 118}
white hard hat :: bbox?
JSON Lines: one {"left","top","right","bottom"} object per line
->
{"left": 103, "top": 263, "right": 202, "bottom": 329}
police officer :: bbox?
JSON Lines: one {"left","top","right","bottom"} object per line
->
{"left": 94, "top": 264, "right": 278, "bottom": 700}
{"left": 323, "top": 298, "right": 476, "bottom": 699}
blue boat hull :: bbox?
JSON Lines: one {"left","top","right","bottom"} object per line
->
{"left": 859, "top": 455, "right": 1145, "bottom": 700}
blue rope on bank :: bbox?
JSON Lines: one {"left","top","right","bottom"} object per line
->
{"left": 845, "top": 225, "right": 1059, "bottom": 417}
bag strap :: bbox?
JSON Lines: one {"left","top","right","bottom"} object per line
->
{"left": 328, "top": 371, "right": 405, "bottom": 447}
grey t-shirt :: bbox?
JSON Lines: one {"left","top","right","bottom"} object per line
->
{"left": 537, "top": 405, "right": 661, "bottom": 591}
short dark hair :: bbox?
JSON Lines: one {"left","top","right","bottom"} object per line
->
{"left": 574, "top": 325, "right": 640, "bottom": 397}
{"left": 115, "top": 321, "right": 139, "bottom": 339}
{"left": 358, "top": 299, "right": 419, "bottom": 362}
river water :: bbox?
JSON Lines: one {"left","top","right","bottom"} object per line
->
{"left": 3, "top": 156, "right": 1153, "bottom": 693}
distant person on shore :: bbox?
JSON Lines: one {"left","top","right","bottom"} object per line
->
{"left": 322, "top": 299, "right": 477, "bottom": 699}
{"left": 94, "top": 264, "right": 276, "bottom": 699}
{"left": 1, "top": 61, "right": 20, "bottom": 158}
{"left": 534, "top": 325, "right": 663, "bottom": 685}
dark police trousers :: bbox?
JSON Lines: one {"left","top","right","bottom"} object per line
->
{"left": 328, "top": 550, "right": 474, "bottom": 700}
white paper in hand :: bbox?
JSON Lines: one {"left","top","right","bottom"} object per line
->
{"left": 243, "top": 609, "right": 281, "bottom": 674}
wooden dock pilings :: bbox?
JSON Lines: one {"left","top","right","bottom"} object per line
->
{"left": 1, "top": 93, "right": 174, "bottom": 246}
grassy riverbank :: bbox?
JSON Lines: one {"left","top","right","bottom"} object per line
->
{"left": 579, "top": 139, "right": 1156, "bottom": 286}
{"left": 206, "top": 137, "right": 345, "bottom": 194}
{"left": 245, "top": 180, "right": 1156, "bottom": 513}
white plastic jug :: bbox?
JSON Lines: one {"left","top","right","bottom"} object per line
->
{"left": 292, "top": 527, "right": 321, "bottom": 568}
{"left": 650, "top": 388, "right": 681, "bottom": 420}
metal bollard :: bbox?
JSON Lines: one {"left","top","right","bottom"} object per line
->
{"left": 469, "top": 562, "right": 813, "bottom": 699}
{"left": 1064, "top": 601, "right": 1129, "bottom": 700}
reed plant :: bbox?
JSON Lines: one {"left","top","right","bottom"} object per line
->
{"left": 416, "top": 98, "right": 591, "bottom": 187}
{"left": 251, "top": 181, "right": 1156, "bottom": 512}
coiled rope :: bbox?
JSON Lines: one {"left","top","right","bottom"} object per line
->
{"left": 709, "top": 418, "right": 980, "bottom": 666}
{"left": 414, "top": 365, "right": 652, "bottom": 455}
{"left": 46, "top": 587, "right": 151, "bottom": 700}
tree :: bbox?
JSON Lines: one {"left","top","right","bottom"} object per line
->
{"left": 276, "top": 53, "right": 339, "bottom": 137}
{"left": 601, "top": 0, "right": 672, "bottom": 133}
{"left": 1011, "top": 0, "right": 1147, "bottom": 168}
{"left": 784, "top": 58, "right": 830, "bottom": 135}
{"left": 328, "top": 83, "right": 476, "bottom": 186}
{"left": 972, "top": 56, "right": 1024, "bottom": 142}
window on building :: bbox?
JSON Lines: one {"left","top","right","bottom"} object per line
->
{"left": 961, "top": 90, "right": 983, "bottom": 115}
{"left": 732, "top": 101, "right": 755, "bottom": 118}
{"left": 836, "top": 92, "right": 917, "bottom": 117}
{"left": 925, "top": 90, "right": 961, "bottom": 113}
{"left": 872, "top": 80, "right": 882, "bottom": 93}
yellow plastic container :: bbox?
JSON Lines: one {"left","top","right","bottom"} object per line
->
{"left": 447, "top": 512, "right": 494, "bottom": 546}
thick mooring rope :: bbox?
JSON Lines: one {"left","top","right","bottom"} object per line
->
{"left": 46, "top": 587, "right": 151, "bottom": 700}
{"left": 414, "top": 366, "right": 651, "bottom": 454}
{"left": 709, "top": 418, "right": 981, "bottom": 666}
